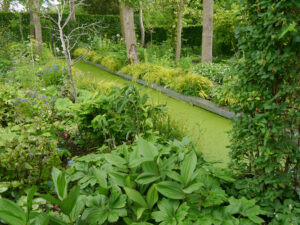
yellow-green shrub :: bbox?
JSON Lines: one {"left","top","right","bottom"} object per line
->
{"left": 172, "top": 74, "right": 213, "bottom": 99}
{"left": 144, "top": 66, "right": 182, "bottom": 86}
{"left": 73, "top": 48, "right": 87, "bottom": 57}
{"left": 101, "top": 56, "right": 122, "bottom": 72}
{"left": 92, "top": 55, "right": 103, "bottom": 64}
{"left": 84, "top": 51, "right": 97, "bottom": 61}
{"left": 120, "top": 63, "right": 153, "bottom": 79}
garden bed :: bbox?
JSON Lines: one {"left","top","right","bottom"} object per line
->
{"left": 84, "top": 60, "right": 235, "bottom": 119}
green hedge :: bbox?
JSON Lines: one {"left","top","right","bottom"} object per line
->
{"left": 0, "top": 12, "right": 234, "bottom": 56}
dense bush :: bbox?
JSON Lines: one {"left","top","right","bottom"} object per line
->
{"left": 171, "top": 74, "right": 213, "bottom": 99}
{"left": 38, "top": 64, "right": 68, "bottom": 86}
{"left": 55, "top": 85, "right": 182, "bottom": 150}
{"left": 0, "top": 138, "right": 266, "bottom": 224}
{"left": 0, "top": 83, "right": 62, "bottom": 196}
{"left": 229, "top": 0, "right": 300, "bottom": 223}
{"left": 192, "top": 62, "right": 232, "bottom": 85}
{"left": 100, "top": 55, "right": 122, "bottom": 72}
{"left": 120, "top": 63, "right": 213, "bottom": 99}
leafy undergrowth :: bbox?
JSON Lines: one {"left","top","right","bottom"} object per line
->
{"left": 0, "top": 138, "right": 266, "bottom": 225}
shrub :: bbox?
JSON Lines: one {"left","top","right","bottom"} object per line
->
{"left": 73, "top": 48, "right": 87, "bottom": 58}
{"left": 0, "top": 123, "right": 61, "bottom": 196}
{"left": 38, "top": 64, "right": 67, "bottom": 86}
{"left": 57, "top": 85, "right": 176, "bottom": 149}
{"left": 84, "top": 50, "right": 97, "bottom": 61}
{"left": 229, "top": 0, "right": 300, "bottom": 223}
{"left": 172, "top": 74, "right": 213, "bottom": 99}
{"left": 101, "top": 55, "right": 122, "bottom": 72}
{"left": 192, "top": 62, "right": 232, "bottom": 85}
{"left": 91, "top": 55, "right": 103, "bottom": 64}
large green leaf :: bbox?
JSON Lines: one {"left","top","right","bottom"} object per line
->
{"left": 181, "top": 151, "right": 197, "bottom": 185}
{"left": 51, "top": 167, "right": 68, "bottom": 201}
{"left": 138, "top": 137, "right": 158, "bottom": 161}
{"left": 69, "top": 196, "right": 86, "bottom": 222}
{"left": 29, "top": 212, "right": 49, "bottom": 225}
{"left": 26, "top": 186, "right": 38, "bottom": 219}
{"left": 0, "top": 199, "right": 26, "bottom": 225}
{"left": 104, "top": 154, "right": 127, "bottom": 167}
{"left": 60, "top": 185, "right": 80, "bottom": 216}
{"left": 49, "top": 216, "right": 69, "bottom": 225}
{"left": 124, "top": 187, "right": 148, "bottom": 208}
{"left": 146, "top": 184, "right": 158, "bottom": 209}
{"left": 93, "top": 167, "right": 107, "bottom": 188}
{"left": 156, "top": 181, "right": 185, "bottom": 200}
{"left": 82, "top": 208, "right": 108, "bottom": 225}
{"left": 183, "top": 182, "right": 203, "bottom": 194}
{"left": 136, "top": 173, "right": 161, "bottom": 185}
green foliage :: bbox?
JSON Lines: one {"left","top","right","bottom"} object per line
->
{"left": 38, "top": 64, "right": 68, "bottom": 86}
{"left": 171, "top": 73, "right": 213, "bottom": 99}
{"left": 101, "top": 55, "right": 122, "bottom": 72}
{"left": 62, "top": 137, "right": 265, "bottom": 224}
{"left": 0, "top": 83, "right": 62, "bottom": 196}
{"left": 55, "top": 85, "right": 180, "bottom": 149}
{"left": 192, "top": 62, "right": 232, "bottom": 85}
{"left": 0, "top": 12, "right": 235, "bottom": 56}
{"left": 120, "top": 63, "right": 213, "bottom": 99}
{"left": 229, "top": 0, "right": 300, "bottom": 223}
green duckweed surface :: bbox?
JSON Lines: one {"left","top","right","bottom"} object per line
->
{"left": 75, "top": 62, "right": 232, "bottom": 164}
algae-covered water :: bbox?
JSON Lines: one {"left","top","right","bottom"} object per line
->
{"left": 75, "top": 62, "right": 232, "bottom": 165}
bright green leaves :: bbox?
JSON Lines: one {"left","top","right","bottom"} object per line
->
{"left": 180, "top": 151, "right": 197, "bottom": 185}
{"left": 83, "top": 186, "right": 127, "bottom": 224}
{"left": 156, "top": 181, "right": 185, "bottom": 200}
{"left": 0, "top": 198, "right": 26, "bottom": 225}
{"left": 226, "top": 197, "right": 265, "bottom": 224}
{"left": 51, "top": 167, "right": 68, "bottom": 201}
{"left": 124, "top": 187, "right": 148, "bottom": 208}
{"left": 151, "top": 199, "right": 189, "bottom": 225}
{"left": 137, "top": 137, "right": 158, "bottom": 161}
{"left": 147, "top": 184, "right": 159, "bottom": 209}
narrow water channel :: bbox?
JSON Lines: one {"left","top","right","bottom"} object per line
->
{"left": 75, "top": 62, "right": 232, "bottom": 165}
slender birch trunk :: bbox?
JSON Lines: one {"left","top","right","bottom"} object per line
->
{"left": 139, "top": 1, "right": 145, "bottom": 48}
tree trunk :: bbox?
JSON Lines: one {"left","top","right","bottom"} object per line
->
{"left": 32, "top": 0, "right": 42, "bottom": 55}
{"left": 119, "top": 2, "right": 125, "bottom": 39}
{"left": 69, "top": 0, "right": 76, "bottom": 21}
{"left": 176, "top": 0, "right": 184, "bottom": 61}
{"left": 58, "top": 25, "right": 77, "bottom": 102}
{"left": 201, "top": 0, "right": 213, "bottom": 63}
{"left": 119, "top": 2, "right": 139, "bottom": 64}
{"left": 139, "top": 1, "right": 145, "bottom": 48}
{"left": 29, "top": 0, "right": 35, "bottom": 37}
{"left": 19, "top": 13, "right": 24, "bottom": 42}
